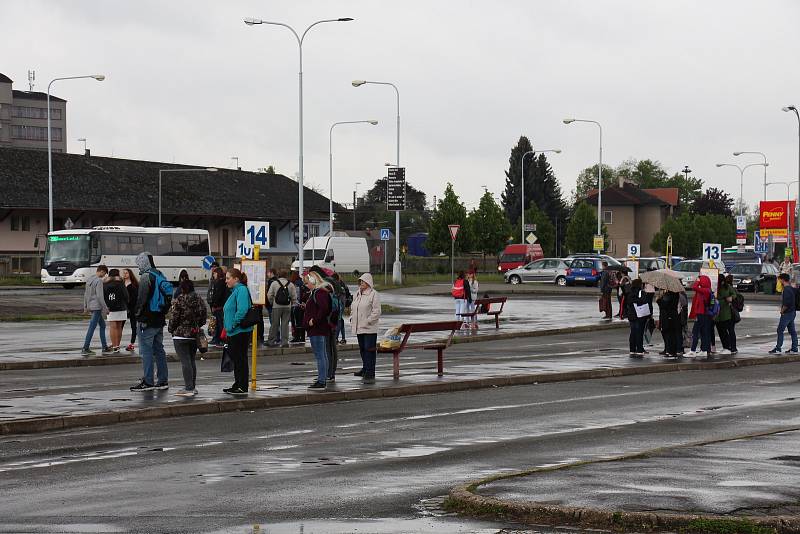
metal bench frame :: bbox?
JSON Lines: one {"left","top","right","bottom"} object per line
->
{"left": 377, "top": 320, "right": 463, "bottom": 380}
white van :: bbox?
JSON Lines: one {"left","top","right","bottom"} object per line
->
{"left": 291, "top": 236, "right": 370, "bottom": 275}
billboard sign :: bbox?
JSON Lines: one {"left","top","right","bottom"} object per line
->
{"left": 759, "top": 200, "right": 795, "bottom": 229}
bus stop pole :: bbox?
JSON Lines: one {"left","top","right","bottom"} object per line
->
{"left": 250, "top": 245, "right": 260, "bottom": 391}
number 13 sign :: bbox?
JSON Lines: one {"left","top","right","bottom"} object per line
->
{"left": 702, "top": 243, "right": 721, "bottom": 262}
{"left": 244, "top": 221, "right": 270, "bottom": 249}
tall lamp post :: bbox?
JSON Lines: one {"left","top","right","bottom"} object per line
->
{"left": 329, "top": 120, "right": 378, "bottom": 233}
{"left": 563, "top": 118, "right": 603, "bottom": 252}
{"left": 520, "top": 148, "right": 561, "bottom": 243}
{"left": 47, "top": 74, "right": 105, "bottom": 232}
{"left": 245, "top": 16, "right": 354, "bottom": 270}
{"left": 715, "top": 162, "right": 768, "bottom": 216}
{"left": 352, "top": 79, "right": 403, "bottom": 283}
{"left": 766, "top": 181, "right": 792, "bottom": 256}
{"left": 159, "top": 168, "right": 218, "bottom": 226}
{"left": 783, "top": 106, "right": 800, "bottom": 257}
{"left": 733, "top": 151, "right": 768, "bottom": 200}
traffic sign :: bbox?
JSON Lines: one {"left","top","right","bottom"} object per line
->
{"left": 702, "top": 242, "right": 722, "bottom": 263}
{"left": 448, "top": 224, "right": 460, "bottom": 241}
{"left": 754, "top": 231, "right": 769, "bottom": 253}
{"left": 525, "top": 233, "right": 537, "bottom": 244}
{"left": 380, "top": 228, "right": 391, "bottom": 241}
{"left": 593, "top": 235, "right": 604, "bottom": 251}
{"left": 387, "top": 167, "right": 406, "bottom": 211}
{"left": 523, "top": 223, "right": 537, "bottom": 232}
{"left": 627, "top": 243, "right": 641, "bottom": 258}
{"left": 202, "top": 256, "right": 216, "bottom": 270}
{"left": 236, "top": 240, "right": 254, "bottom": 259}
{"left": 244, "top": 220, "right": 270, "bottom": 248}
{"left": 736, "top": 215, "right": 747, "bottom": 231}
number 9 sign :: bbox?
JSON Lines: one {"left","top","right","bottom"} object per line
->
{"left": 702, "top": 243, "right": 721, "bottom": 262}
{"left": 627, "top": 243, "right": 640, "bottom": 258}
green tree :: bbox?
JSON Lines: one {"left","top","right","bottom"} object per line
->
{"left": 517, "top": 202, "right": 556, "bottom": 256}
{"left": 692, "top": 187, "right": 734, "bottom": 217}
{"left": 427, "top": 183, "right": 470, "bottom": 256}
{"left": 352, "top": 178, "right": 429, "bottom": 235}
{"left": 468, "top": 191, "right": 512, "bottom": 263}
{"left": 650, "top": 213, "right": 736, "bottom": 257}
{"left": 565, "top": 201, "right": 608, "bottom": 253}
{"left": 573, "top": 164, "right": 617, "bottom": 201}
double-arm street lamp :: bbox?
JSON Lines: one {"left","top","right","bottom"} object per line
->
{"left": 158, "top": 168, "right": 218, "bottom": 226}
{"left": 732, "top": 151, "right": 768, "bottom": 201}
{"left": 245, "top": 16, "right": 353, "bottom": 268}
{"left": 563, "top": 118, "right": 603, "bottom": 251}
{"left": 520, "top": 148, "right": 561, "bottom": 243}
{"left": 715, "top": 162, "right": 768, "bottom": 216}
{"left": 47, "top": 74, "right": 105, "bottom": 232}
{"left": 329, "top": 120, "right": 378, "bottom": 233}
{"left": 352, "top": 79, "right": 403, "bottom": 283}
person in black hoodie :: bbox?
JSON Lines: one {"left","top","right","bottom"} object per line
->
{"left": 123, "top": 268, "right": 139, "bottom": 352}
{"left": 104, "top": 269, "right": 129, "bottom": 353}
{"left": 207, "top": 267, "right": 227, "bottom": 347}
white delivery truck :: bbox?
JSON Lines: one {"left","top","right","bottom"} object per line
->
{"left": 291, "top": 236, "right": 370, "bottom": 275}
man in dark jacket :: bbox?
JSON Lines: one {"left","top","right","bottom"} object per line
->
{"left": 599, "top": 262, "right": 613, "bottom": 319}
{"left": 131, "top": 252, "right": 170, "bottom": 392}
{"left": 769, "top": 273, "right": 798, "bottom": 354}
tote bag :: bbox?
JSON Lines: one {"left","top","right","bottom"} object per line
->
{"left": 634, "top": 302, "right": 650, "bottom": 318}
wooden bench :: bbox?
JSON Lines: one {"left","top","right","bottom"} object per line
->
{"left": 377, "top": 321, "right": 463, "bottom": 380}
{"left": 458, "top": 297, "right": 508, "bottom": 329}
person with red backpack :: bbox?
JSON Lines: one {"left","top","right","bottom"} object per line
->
{"left": 452, "top": 271, "right": 471, "bottom": 323}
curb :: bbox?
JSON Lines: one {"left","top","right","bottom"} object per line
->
{"left": 445, "top": 427, "right": 800, "bottom": 534}
{"left": 2, "top": 351, "right": 799, "bottom": 436}
{"left": 0, "top": 322, "right": 628, "bottom": 371}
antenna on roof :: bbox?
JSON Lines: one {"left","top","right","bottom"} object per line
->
{"left": 27, "top": 70, "right": 35, "bottom": 91}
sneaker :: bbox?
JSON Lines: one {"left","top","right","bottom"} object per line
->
{"left": 308, "top": 381, "right": 327, "bottom": 390}
{"left": 786, "top": 348, "right": 799, "bottom": 354}
{"left": 175, "top": 390, "right": 197, "bottom": 397}
{"left": 112, "top": 346, "right": 121, "bottom": 353}
{"left": 154, "top": 382, "right": 169, "bottom": 390}
{"left": 125, "top": 344, "right": 135, "bottom": 352}
{"left": 81, "top": 348, "right": 95, "bottom": 356}
{"left": 327, "top": 376, "right": 336, "bottom": 382}
{"left": 101, "top": 346, "right": 113, "bottom": 354}
{"left": 353, "top": 370, "right": 364, "bottom": 377}
{"left": 228, "top": 387, "right": 248, "bottom": 396}
{"left": 338, "top": 339, "right": 346, "bottom": 345}
{"left": 769, "top": 348, "right": 782, "bottom": 354}
{"left": 130, "top": 380, "right": 155, "bottom": 392}
{"left": 222, "top": 387, "right": 233, "bottom": 394}
{"left": 730, "top": 351, "right": 738, "bottom": 356}
{"left": 718, "top": 349, "right": 731, "bottom": 356}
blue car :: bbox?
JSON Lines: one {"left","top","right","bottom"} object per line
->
{"left": 565, "top": 257, "right": 605, "bottom": 286}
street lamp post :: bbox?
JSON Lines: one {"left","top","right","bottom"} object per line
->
{"left": 520, "top": 148, "right": 561, "bottom": 243}
{"left": 329, "top": 120, "right": 378, "bottom": 234}
{"left": 158, "top": 168, "right": 218, "bottom": 226}
{"left": 47, "top": 74, "right": 105, "bottom": 232}
{"left": 352, "top": 79, "right": 402, "bottom": 283}
{"left": 733, "top": 151, "right": 768, "bottom": 200}
{"left": 783, "top": 106, "right": 800, "bottom": 257}
{"left": 245, "top": 16, "right": 353, "bottom": 270}
{"left": 563, "top": 118, "right": 603, "bottom": 251}
{"left": 715, "top": 162, "right": 768, "bottom": 216}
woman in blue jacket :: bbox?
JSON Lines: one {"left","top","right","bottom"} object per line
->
{"left": 222, "top": 268, "right": 253, "bottom": 396}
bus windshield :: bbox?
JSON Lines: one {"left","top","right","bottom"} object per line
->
{"left": 45, "top": 235, "right": 92, "bottom": 265}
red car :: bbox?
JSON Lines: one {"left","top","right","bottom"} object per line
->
{"left": 497, "top": 244, "right": 544, "bottom": 273}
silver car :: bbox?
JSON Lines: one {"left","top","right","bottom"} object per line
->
{"left": 504, "top": 258, "right": 569, "bottom": 285}
{"left": 673, "top": 259, "right": 727, "bottom": 288}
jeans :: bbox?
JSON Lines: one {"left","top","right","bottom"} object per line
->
{"left": 268, "top": 306, "right": 291, "bottom": 346}
{"left": 327, "top": 331, "right": 338, "bottom": 379}
{"left": 629, "top": 318, "right": 645, "bottom": 353}
{"left": 210, "top": 308, "right": 224, "bottom": 344}
{"left": 776, "top": 311, "right": 798, "bottom": 351}
{"left": 691, "top": 315, "right": 713, "bottom": 353}
{"left": 173, "top": 339, "right": 198, "bottom": 390}
{"left": 358, "top": 333, "right": 378, "bottom": 378}
{"left": 129, "top": 315, "right": 137, "bottom": 345}
{"left": 83, "top": 310, "right": 108, "bottom": 350}
{"left": 139, "top": 325, "right": 168, "bottom": 385}
{"left": 337, "top": 317, "right": 346, "bottom": 341}
{"left": 310, "top": 335, "right": 328, "bottom": 384}
{"left": 227, "top": 331, "right": 250, "bottom": 390}
{"left": 454, "top": 299, "right": 466, "bottom": 320}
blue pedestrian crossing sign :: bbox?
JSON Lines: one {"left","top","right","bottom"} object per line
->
{"left": 202, "top": 255, "right": 216, "bottom": 270}
{"left": 754, "top": 231, "right": 768, "bottom": 254}
{"left": 380, "top": 228, "right": 391, "bottom": 241}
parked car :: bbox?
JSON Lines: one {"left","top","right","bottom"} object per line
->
{"left": 497, "top": 244, "right": 544, "bottom": 273}
{"left": 721, "top": 251, "right": 762, "bottom": 272}
{"left": 565, "top": 257, "right": 607, "bottom": 286}
{"left": 639, "top": 257, "right": 667, "bottom": 271}
{"left": 504, "top": 258, "right": 569, "bottom": 285}
{"left": 661, "top": 256, "right": 685, "bottom": 268}
{"left": 730, "top": 262, "right": 778, "bottom": 293}
{"left": 672, "top": 258, "right": 728, "bottom": 288}
{"left": 565, "top": 253, "right": 621, "bottom": 266}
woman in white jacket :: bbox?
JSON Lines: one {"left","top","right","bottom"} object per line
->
{"left": 350, "top": 273, "right": 381, "bottom": 384}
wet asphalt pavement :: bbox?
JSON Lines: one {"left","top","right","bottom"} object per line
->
{"left": 2, "top": 364, "right": 800, "bottom": 533}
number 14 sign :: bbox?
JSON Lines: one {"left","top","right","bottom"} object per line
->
{"left": 244, "top": 221, "right": 270, "bottom": 249}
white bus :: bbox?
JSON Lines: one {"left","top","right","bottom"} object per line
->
{"left": 41, "top": 226, "right": 211, "bottom": 288}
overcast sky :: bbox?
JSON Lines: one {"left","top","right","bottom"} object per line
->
{"left": 4, "top": 1, "right": 800, "bottom": 212}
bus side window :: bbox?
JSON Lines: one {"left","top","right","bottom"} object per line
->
{"left": 172, "top": 234, "right": 189, "bottom": 256}
{"left": 156, "top": 235, "right": 173, "bottom": 256}
{"left": 100, "top": 234, "right": 119, "bottom": 256}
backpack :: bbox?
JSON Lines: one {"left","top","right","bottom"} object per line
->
{"left": 343, "top": 284, "right": 353, "bottom": 308}
{"left": 706, "top": 294, "right": 720, "bottom": 317}
{"left": 148, "top": 271, "right": 174, "bottom": 315}
{"left": 451, "top": 279, "right": 465, "bottom": 299}
{"left": 733, "top": 292, "right": 744, "bottom": 313}
{"left": 275, "top": 280, "right": 291, "bottom": 306}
